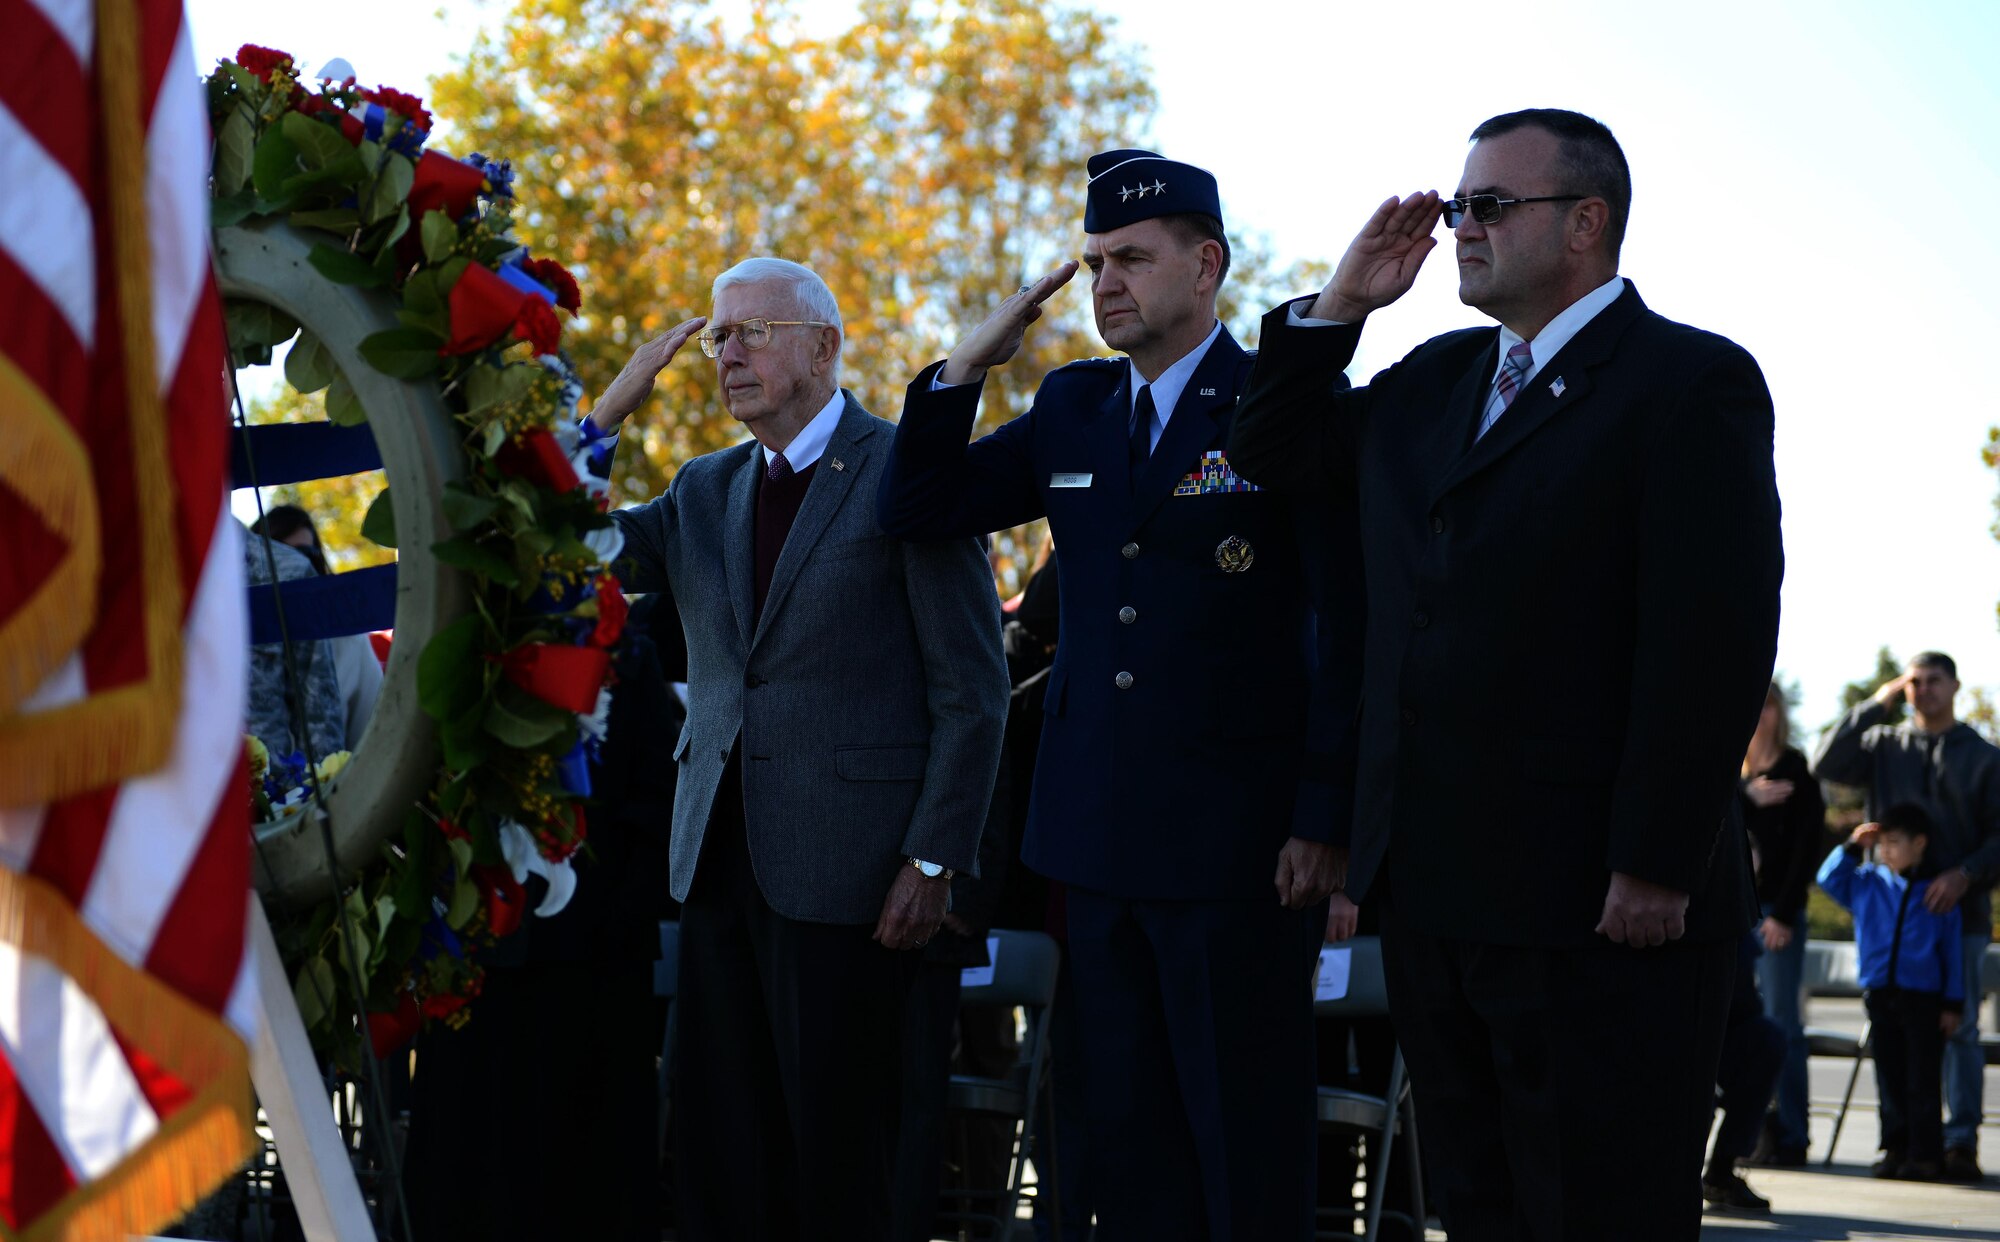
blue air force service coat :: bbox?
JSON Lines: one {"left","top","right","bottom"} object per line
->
{"left": 877, "top": 327, "right": 1360, "bottom": 901}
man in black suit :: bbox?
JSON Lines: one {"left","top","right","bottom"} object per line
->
{"left": 1230, "top": 109, "right": 1783, "bottom": 1239}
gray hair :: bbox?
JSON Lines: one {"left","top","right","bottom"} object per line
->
{"left": 712, "top": 257, "right": 844, "bottom": 330}
{"left": 710, "top": 258, "right": 842, "bottom": 381}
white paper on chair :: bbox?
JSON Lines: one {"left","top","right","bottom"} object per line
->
{"left": 1314, "top": 947, "right": 1352, "bottom": 1001}
{"left": 960, "top": 936, "right": 1001, "bottom": 988}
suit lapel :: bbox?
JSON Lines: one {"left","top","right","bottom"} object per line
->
{"left": 1428, "top": 335, "right": 1497, "bottom": 495}
{"left": 751, "top": 393, "right": 870, "bottom": 650}
{"left": 1126, "top": 327, "right": 1245, "bottom": 529}
{"left": 721, "top": 446, "right": 759, "bottom": 649}
{"left": 1090, "top": 368, "right": 1134, "bottom": 495}
{"left": 1433, "top": 285, "right": 1645, "bottom": 500}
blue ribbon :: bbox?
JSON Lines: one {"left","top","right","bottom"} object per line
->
{"left": 497, "top": 261, "right": 556, "bottom": 305}
{"left": 554, "top": 738, "right": 593, "bottom": 797}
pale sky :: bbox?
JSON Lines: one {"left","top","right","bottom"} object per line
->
{"left": 190, "top": 0, "right": 2000, "bottom": 731}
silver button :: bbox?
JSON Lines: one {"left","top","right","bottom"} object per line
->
{"left": 1118, "top": 606, "right": 1137, "bottom": 624}
{"left": 1114, "top": 671, "right": 1134, "bottom": 690}
{"left": 1121, "top": 542, "right": 1140, "bottom": 559}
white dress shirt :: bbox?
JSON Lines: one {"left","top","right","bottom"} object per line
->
{"left": 760, "top": 387, "right": 846, "bottom": 473}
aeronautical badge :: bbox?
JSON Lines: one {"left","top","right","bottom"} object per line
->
{"left": 1215, "top": 535, "right": 1254, "bottom": 573}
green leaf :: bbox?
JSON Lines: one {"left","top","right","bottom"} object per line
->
{"left": 220, "top": 62, "right": 261, "bottom": 98}
{"left": 358, "top": 327, "right": 443, "bottom": 379}
{"left": 363, "top": 152, "right": 415, "bottom": 225}
{"left": 464, "top": 362, "right": 536, "bottom": 414}
{"left": 214, "top": 106, "right": 256, "bottom": 197}
{"left": 293, "top": 956, "right": 336, "bottom": 1034}
{"left": 307, "top": 243, "right": 388, "bottom": 288}
{"left": 361, "top": 487, "right": 397, "bottom": 548}
{"left": 326, "top": 371, "right": 367, "bottom": 425}
{"left": 445, "top": 873, "right": 479, "bottom": 929}
{"left": 224, "top": 299, "right": 301, "bottom": 347}
{"left": 376, "top": 204, "right": 412, "bottom": 252}
{"left": 420, "top": 209, "right": 459, "bottom": 264}
{"left": 431, "top": 535, "right": 522, "bottom": 586}
{"left": 483, "top": 688, "right": 572, "bottom": 748}
{"left": 284, "top": 329, "right": 336, "bottom": 393}
{"left": 480, "top": 419, "right": 508, "bottom": 458}
{"left": 418, "top": 613, "right": 486, "bottom": 723}
{"left": 250, "top": 119, "right": 300, "bottom": 204}
{"left": 280, "top": 109, "right": 362, "bottom": 176}
{"left": 210, "top": 188, "right": 259, "bottom": 229}
{"left": 442, "top": 485, "right": 500, "bottom": 530}
{"left": 288, "top": 207, "right": 361, "bottom": 233}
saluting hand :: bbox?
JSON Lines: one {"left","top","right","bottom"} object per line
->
{"left": 938, "top": 261, "right": 1079, "bottom": 387}
{"left": 1307, "top": 192, "right": 1442, "bottom": 323}
{"left": 587, "top": 316, "right": 709, "bottom": 433}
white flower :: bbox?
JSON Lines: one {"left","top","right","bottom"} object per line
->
{"left": 583, "top": 523, "right": 624, "bottom": 566}
{"left": 498, "top": 817, "right": 580, "bottom": 919}
{"left": 577, "top": 686, "right": 613, "bottom": 743}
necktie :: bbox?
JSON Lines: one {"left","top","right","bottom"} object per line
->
{"left": 1128, "top": 385, "right": 1156, "bottom": 485}
{"left": 767, "top": 450, "right": 792, "bottom": 483}
{"left": 1476, "top": 341, "right": 1535, "bottom": 441}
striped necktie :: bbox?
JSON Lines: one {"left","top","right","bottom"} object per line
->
{"left": 1477, "top": 340, "right": 1535, "bottom": 441}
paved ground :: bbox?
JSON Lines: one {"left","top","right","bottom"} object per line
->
{"left": 1687, "top": 996, "right": 2000, "bottom": 1241}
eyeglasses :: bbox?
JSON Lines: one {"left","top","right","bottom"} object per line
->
{"left": 696, "top": 318, "right": 831, "bottom": 358}
{"left": 1441, "top": 194, "right": 1585, "bottom": 228}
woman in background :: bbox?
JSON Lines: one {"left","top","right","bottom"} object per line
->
{"left": 1740, "top": 681, "right": 1827, "bottom": 1166}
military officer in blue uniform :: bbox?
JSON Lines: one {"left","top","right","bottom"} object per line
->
{"left": 877, "top": 150, "right": 1358, "bottom": 1241}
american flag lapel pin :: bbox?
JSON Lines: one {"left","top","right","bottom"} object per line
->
{"left": 829, "top": 458, "right": 845, "bottom": 472}
{"left": 1550, "top": 376, "right": 1566, "bottom": 398}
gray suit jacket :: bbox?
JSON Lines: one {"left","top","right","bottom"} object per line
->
{"left": 611, "top": 393, "right": 1008, "bottom": 924}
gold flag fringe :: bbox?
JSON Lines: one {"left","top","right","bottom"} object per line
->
{"left": 0, "top": 358, "right": 100, "bottom": 718}
{"left": 0, "top": 872, "right": 257, "bottom": 1241}
{"left": 0, "top": 0, "right": 188, "bottom": 807}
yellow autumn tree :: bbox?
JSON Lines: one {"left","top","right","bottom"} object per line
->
{"left": 428, "top": 0, "right": 1315, "bottom": 592}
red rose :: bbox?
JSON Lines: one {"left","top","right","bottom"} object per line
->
{"left": 362, "top": 85, "right": 433, "bottom": 134}
{"left": 473, "top": 864, "right": 526, "bottom": 939}
{"left": 522, "top": 257, "right": 582, "bottom": 313}
{"left": 367, "top": 992, "right": 421, "bottom": 1058}
{"left": 493, "top": 427, "right": 581, "bottom": 492}
{"left": 513, "top": 296, "right": 562, "bottom": 355}
{"left": 420, "top": 990, "right": 471, "bottom": 1021}
{"left": 297, "top": 92, "right": 364, "bottom": 142}
{"left": 590, "top": 574, "right": 627, "bottom": 647}
{"left": 235, "top": 44, "right": 294, "bottom": 82}
{"left": 408, "top": 150, "right": 488, "bottom": 222}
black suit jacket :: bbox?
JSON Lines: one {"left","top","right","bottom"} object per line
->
{"left": 1230, "top": 283, "right": 1780, "bottom": 946}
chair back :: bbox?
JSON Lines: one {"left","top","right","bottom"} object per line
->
{"left": 1802, "top": 939, "right": 1861, "bottom": 998}
{"left": 1313, "top": 935, "right": 1390, "bottom": 1019}
{"left": 655, "top": 920, "right": 680, "bottom": 999}
{"left": 959, "top": 928, "right": 1060, "bottom": 1010}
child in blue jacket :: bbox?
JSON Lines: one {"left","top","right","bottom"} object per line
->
{"left": 1818, "top": 802, "right": 1965, "bottom": 1179}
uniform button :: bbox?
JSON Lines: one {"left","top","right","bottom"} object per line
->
{"left": 1115, "top": 671, "right": 1135, "bottom": 690}
{"left": 1411, "top": 611, "right": 1429, "bottom": 629}
{"left": 1430, "top": 515, "right": 1446, "bottom": 534}
{"left": 1118, "top": 606, "right": 1137, "bottom": 624}
{"left": 1399, "top": 707, "right": 1418, "bottom": 726}
{"left": 1121, "top": 542, "right": 1140, "bottom": 559}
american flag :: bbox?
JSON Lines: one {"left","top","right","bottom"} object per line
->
{"left": 0, "top": 0, "right": 259, "bottom": 1233}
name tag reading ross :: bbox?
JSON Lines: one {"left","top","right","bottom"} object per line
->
{"left": 1050, "top": 472, "right": 1093, "bottom": 488}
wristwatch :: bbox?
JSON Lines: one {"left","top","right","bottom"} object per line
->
{"left": 909, "top": 857, "right": 955, "bottom": 880}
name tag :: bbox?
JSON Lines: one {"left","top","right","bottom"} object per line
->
{"left": 1050, "top": 472, "right": 1093, "bottom": 488}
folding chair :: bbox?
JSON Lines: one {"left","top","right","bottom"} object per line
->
{"left": 937, "top": 929, "right": 1062, "bottom": 1242}
{"left": 655, "top": 920, "right": 679, "bottom": 1161}
{"left": 1800, "top": 940, "right": 1870, "bottom": 1166}
{"left": 1314, "top": 936, "right": 1424, "bottom": 1242}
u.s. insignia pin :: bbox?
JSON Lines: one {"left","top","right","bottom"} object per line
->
{"left": 1215, "top": 535, "right": 1254, "bottom": 573}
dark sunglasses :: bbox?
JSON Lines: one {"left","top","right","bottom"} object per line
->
{"left": 1441, "top": 194, "right": 1585, "bottom": 228}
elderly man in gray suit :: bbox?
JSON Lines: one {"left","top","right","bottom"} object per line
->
{"left": 589, "top": 257, "right": 1009, "bottom": 1241}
